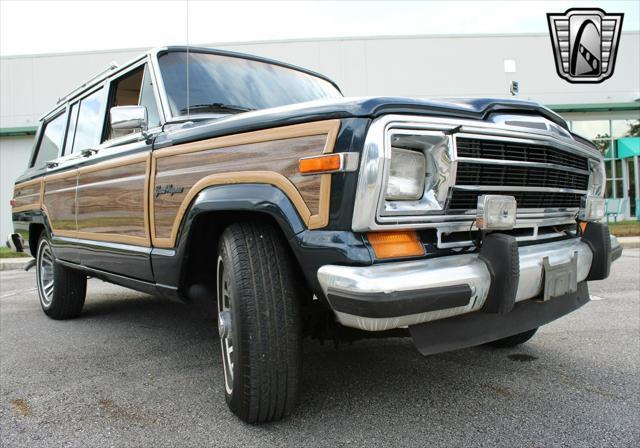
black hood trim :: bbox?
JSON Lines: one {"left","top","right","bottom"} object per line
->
{"left": 164, "top": 96, "right": 569, "bottom": 147}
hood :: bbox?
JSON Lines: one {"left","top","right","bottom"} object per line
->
{"left": 164, "top": 96, "right": 569, "bottom": 146}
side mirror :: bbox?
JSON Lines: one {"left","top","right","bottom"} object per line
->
{"left": 110, "top": 105, "right": 148, "bottom": 134}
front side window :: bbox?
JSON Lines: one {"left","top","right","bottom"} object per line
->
{"left": 64, "top": 102, "right": 79, "bottom": 153}
{"left": 140, "top": 65, "right": 161, "bottom": 128}
{"left": 71, "top": 88, "right": 105, "bottom": 152}
{"left": 32, "top": 112, "right": 66, "bottom": 167}
{"left": 158, "top": 51, "right": 342, "bottom": 117}
{"left": 105, "top": 64, "right": 161, "bottom": 140}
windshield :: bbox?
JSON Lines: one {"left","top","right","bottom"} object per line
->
{"left": 158, "top": 51, "right": 342, "bottom": 117}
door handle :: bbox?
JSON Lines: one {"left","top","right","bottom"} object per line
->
{"left": 81, "top": 148, "right": 98, "bottom": 157}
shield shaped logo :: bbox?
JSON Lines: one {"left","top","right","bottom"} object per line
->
{"left": 547, "top": 8, "right": 624, "bottom": 83}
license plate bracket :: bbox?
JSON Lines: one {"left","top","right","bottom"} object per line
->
{"left": 542, "top": 251, "right": 578, "bottom": 301}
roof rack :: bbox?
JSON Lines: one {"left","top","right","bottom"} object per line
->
{"left": 56, "top": 61, "right": 119, "bottom": 105}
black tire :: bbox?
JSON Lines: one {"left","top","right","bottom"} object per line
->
{"left": 36, "top": 235, "right": 87, "bottom": 320}
{"left": 216, "top": 221, "right": 302, "bottom": 423}
{"left": 486, "top": 328, "right": 538, "bottom": 348}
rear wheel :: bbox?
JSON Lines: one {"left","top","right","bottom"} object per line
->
{"left": 216, "top": 221, "right": 302, "bottom": 423}
{"left": 36, "top": 236, "right": 87, "bottom": 319}
{"left": 486, "top": 328, "right": 538, "bottom": 348}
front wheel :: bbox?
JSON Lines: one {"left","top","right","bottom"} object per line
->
{"left": 216, "top": 221, "right": 302, "bottom": 423}
{"left": 36, "top": 236, "right": 87, "bottom": 319}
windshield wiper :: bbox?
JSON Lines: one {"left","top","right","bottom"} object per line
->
{"left": 179, "top": 103, "right": 254, "bottom": 114}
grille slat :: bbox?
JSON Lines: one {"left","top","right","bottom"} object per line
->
{"left": 456, "top": 163, "right": 589, "bottom": 190}
{"left": 452, "top": 136, "right": 590, "bottom": 211}
{"left": 456, "top": 137, "right": 588, "bottom": 171}
{"left": 448, "top": 190, "right": 582, "bottom": 211}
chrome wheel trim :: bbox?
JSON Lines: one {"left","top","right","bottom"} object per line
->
{"left": 217, "top": 255, "right": 234, "bottom": 395}
{"left": 36, "top": 239, "right": 55, "bottom": 308}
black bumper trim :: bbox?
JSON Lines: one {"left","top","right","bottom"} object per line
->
{"left": 611, "top": 244, "right": 623, "bottom": 262}
{"left": 582, "top": 222, "right": 612, "bottom": 281}
{"left": 410, "top": 281, "right": 590, "bottom": 356}
{"left": 479, "top": 233, "right": 519, "bottom": 314}
{"left": 327, "top": 284, "right": 472, "bottom": 318}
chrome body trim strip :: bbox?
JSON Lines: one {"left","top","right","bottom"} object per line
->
{"left": 317, "top": 237, "right": 598, "bottom": 332}
{"left": 436, "top": 225, "right": 574, "bottom": 249}
{"left": 51, "top": 236, "right": 152, "bottom": 254}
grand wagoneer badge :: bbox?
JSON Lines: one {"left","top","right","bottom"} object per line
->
{"left": 547, "top": 8, "right": 624, "bottom": 83}
{"left": 155, "top": 184, "right": 184, "bottom": 198}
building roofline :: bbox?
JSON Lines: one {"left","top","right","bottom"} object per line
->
{"left": 548, "top": 102, "right": 640, "bottom": 113}
{"left": 2, "top": 30, "right": 638, "bottom": 60}
{"left": 0, "top": 126, "right": 37, "bottom": 137}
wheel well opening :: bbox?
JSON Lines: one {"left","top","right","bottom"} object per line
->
{"left": 28, "top": 223, "right": 45, "bottom": 257}
{"left": 180, "top": 212, "right": 310, "bottom": 304}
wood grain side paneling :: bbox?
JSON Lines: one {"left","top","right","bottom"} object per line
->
{"left": 151, "top": 119, "right": 340, "bottom": 248}
{"left": 153, "top": 135, "right": 325, "bottom": 239}
{"left": 75, "top": 154, "right": 150, "bottom": 246}
{"left": 12, "top": 179, "right": 43, "bottom": 212}
{"left": 43, "top": 172, "right": 78, "bottom": 232}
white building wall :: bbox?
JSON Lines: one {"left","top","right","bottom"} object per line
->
{"left": 0, "top": 136, "right": 34, "bottom": 239}
{"left": 1, "top": 32, "right": 639, "bottom": 238}
{"left": 2, "top": 33, "right": 639, "bottom": 129}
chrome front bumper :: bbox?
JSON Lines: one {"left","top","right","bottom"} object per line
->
{"left": 317, "top": 236, "right": 620, "bottom": 331}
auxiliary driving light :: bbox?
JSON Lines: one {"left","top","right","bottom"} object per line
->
{"left": 579, "top": 196, "right": 605, "bottom": 221}
{"left": 476, "top": 195, "right": 517, "bottom": 230}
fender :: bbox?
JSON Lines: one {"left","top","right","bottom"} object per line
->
{"left": 11, "top": 209, "right": 53, "bottom": 258}
{"left": 151, "top": 183, "right": 307, "bottom": 294}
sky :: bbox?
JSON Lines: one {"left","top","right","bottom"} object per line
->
{"left": 1, "top": 0, "right": 639, "bottom": 56}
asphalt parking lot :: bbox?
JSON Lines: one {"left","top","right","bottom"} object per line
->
{"left": 1, "top": 250, "right": 638, "bottom": 447}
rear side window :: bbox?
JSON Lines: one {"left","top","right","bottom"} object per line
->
{"left": 70, "top": 88, "right": 105, "bottom": 152}
{"left": 32, "top": 113, "right": 66, "bottom": 167}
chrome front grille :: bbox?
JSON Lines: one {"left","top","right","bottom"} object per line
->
{"left": 447, "top": 190, "right": 583, "bottom": 211}
{"left": 450, "top": 135, "right": 590, "bottom": 212}
{"left": 352, "top": 114, "right": 603, "bottom": 233}
{"left": 455, "top": 163, "right": 589, "bottom": 190}
{"left": 456, "top": 136, "right": 588, "bottom": 171}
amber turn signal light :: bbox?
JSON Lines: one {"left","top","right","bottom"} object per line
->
{"left": 299, "top": 154, "right": 342, "bottom": 175}
{"left": 579, "top": 221, "right": 588, "bottom": 233}
{"left": 367, "top": 231, "right": 425, "bottom": 259}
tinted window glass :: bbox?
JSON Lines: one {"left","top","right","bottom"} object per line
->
{"left": 159, "top": 51, "right": 341, "bottom": 116}
{"left": 106, "top": 67, "right": 143, "bottom": 140}
{"left": 105, "top": 64, "right": 161, "bottom": 140}
{"left": 73, "top": 88, "right": 104, "bottom": 152}
{"left": 65, "top": 102, "right": 79, "bottom": 153}
{"left": 33, "top": 113, "right": 66, "bottom": 167}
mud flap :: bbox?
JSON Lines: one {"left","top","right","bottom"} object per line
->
{"left": 409, "top": 282, "right": 590, "bottom": 356}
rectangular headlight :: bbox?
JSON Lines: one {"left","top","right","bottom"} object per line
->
{"left": 385, "top": 148, "right": 425, "bottom": 200}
